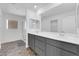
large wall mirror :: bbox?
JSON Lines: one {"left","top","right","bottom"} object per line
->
{"left": 41, "top": 3, "right": 77, "bottom": 34}
{"left": 60, "top": 3, "right": 76, "bottom": 34}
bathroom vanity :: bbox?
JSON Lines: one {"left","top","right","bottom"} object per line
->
{"left": 28, "top": 32, "right": 79, "bottom": 56}
{"left": 28, "top": 3, "right": 79, "bottom": 56}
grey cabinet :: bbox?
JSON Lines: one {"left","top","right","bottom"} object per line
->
{"left": 60, "top": 41, "right": 77, "bottom": 55}
{"left": 34, "top": 46, "right": 45, "bottom": 56}
{"left": 46, "top": 38, "right": 61, "bottom": 47}
{"left": 28, "top": 34, "right": 31, "bottom": 47}
{"left": 28, "top": 34, "right": 35, "bottom": 50}
{"left": 34, "top": 36, "right": 46, "bottom": 56}
{"left": 46, "top": 38, "right": 76, "bottom": 56}
{"left": 31, "top": 34, "right": 35, "bottom": 50}
{"left": 28, "top": 33, "right": 77, "bottom": 56}
{"left": 46, "top": 44, "right": 61, "bottom": 56}
{"left": 46, "top": 43, "right": 76, "bottom": 56}
{"left": 37, "top": 36, "right": 45, "bottom": 42}
{"left": 28, "top": 34, "right": 46, "bottom": 56}
{"left": 35, "top": 39, "right": 45, "bottom": 50}
{"left": 60, "top": 50, "right": 75, "bottom": 56}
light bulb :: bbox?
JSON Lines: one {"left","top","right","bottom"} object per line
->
{"left": 34, "top": 5, "right": 37, "bottom": 8}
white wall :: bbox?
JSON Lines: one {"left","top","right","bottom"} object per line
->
{"left": 41, "top": 11, "right": 76, "bottom": 33}
{"left": 1, "top": 12, "right": 26, "bottom": 43}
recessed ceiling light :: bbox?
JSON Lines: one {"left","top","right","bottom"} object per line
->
{"left": 34, "top": 5, "right": 38, "bottom": 8}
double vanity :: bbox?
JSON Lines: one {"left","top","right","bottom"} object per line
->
{"left": 28, "top": 32, "right": 79, "bottom": 56}
{"left": 27, "top": 3, "right": 79, "bottom": 56}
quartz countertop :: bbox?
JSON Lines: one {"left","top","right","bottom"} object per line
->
{"left": 28, "top": 32, "right": 79, "bottom": 45}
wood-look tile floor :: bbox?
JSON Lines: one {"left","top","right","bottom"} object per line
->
{"left": 0, "top": 40, "right": 35, "bottom": 56}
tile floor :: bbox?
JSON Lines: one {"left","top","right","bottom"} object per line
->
{"left": 0, "top": 40, "right": 35, "bottom": 56}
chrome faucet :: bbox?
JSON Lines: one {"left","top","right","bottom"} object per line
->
{"left": 59, "top": 31, "right": 65, "bottom": 36}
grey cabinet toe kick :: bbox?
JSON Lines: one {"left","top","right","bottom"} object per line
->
{"left": 28, "top": 33, "right": 79, "bottom": 56}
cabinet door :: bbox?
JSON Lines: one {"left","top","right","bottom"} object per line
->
{"left": 28, "top": 34, "right": 35, "bottom": 50}
{"left": 46, "top": 44, "right": 75, "bottom": 56}
{"left": 60, "top": 41, "right": 77, "bottom": 54}
{"left": 60, "top": 50, "right": 75, "bottom": 56}
{"left": 30, "top": 34, "right": 35, "bottom": 50}
{"left": 28, "top": 34, "right": 31, "bottom": 47}
{"left": 35, "top": 39, "right": 45, "bottom": 56}
{"left": 35, "top": 39, "right": 45, "bottom": 50}
{"left": 35, "top": 47, "right": 45, "bottom": 56}
{"left": 46, "top": 44, "right": 61, "bottom": 56}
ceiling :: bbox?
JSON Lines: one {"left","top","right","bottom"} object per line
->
{"left": 0, "top": 3, "right": 55, "bottom": 16}
{"left": 0, "top": 3, "right": 76, "bottom": 17}
{"left": 41, "top": 3, "right": 77, "bottom": 18}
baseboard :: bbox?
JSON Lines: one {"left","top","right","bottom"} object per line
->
{"left": 1, "top": 40, "right": 24, "bottom": 44}
{"left": 1, "top": 39, "right": 28, "bottom": 49}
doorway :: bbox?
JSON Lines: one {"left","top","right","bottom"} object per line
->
{"left": 50, "top": 20, "right": 58, "bottom": 32}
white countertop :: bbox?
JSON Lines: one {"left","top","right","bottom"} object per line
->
{"left": 28, "top": 32, "right": 79, "bottom": 45}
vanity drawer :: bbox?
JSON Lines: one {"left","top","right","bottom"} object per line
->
{"left": 35, "top": 39, "right": 45, "bottom": 50}
{"left": 60, "top": 50, "right": 75, "bottom": 56}
{"left": 35, "top": 47, "right": 45, "bottom": 56}
{"left": 60, "top": 41, "right": 77, "bottom": 54}
{"left": 46, "top": 38, "right": 61, "bottom": 47}
{"left": 46, "top": 38, "right": 77, "bottom": 55}
{"left": 46, "top": 44, "right": 61, "bottom": 56}
{"left": 35, "top": 35, "right": 45, "bottom": 42}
